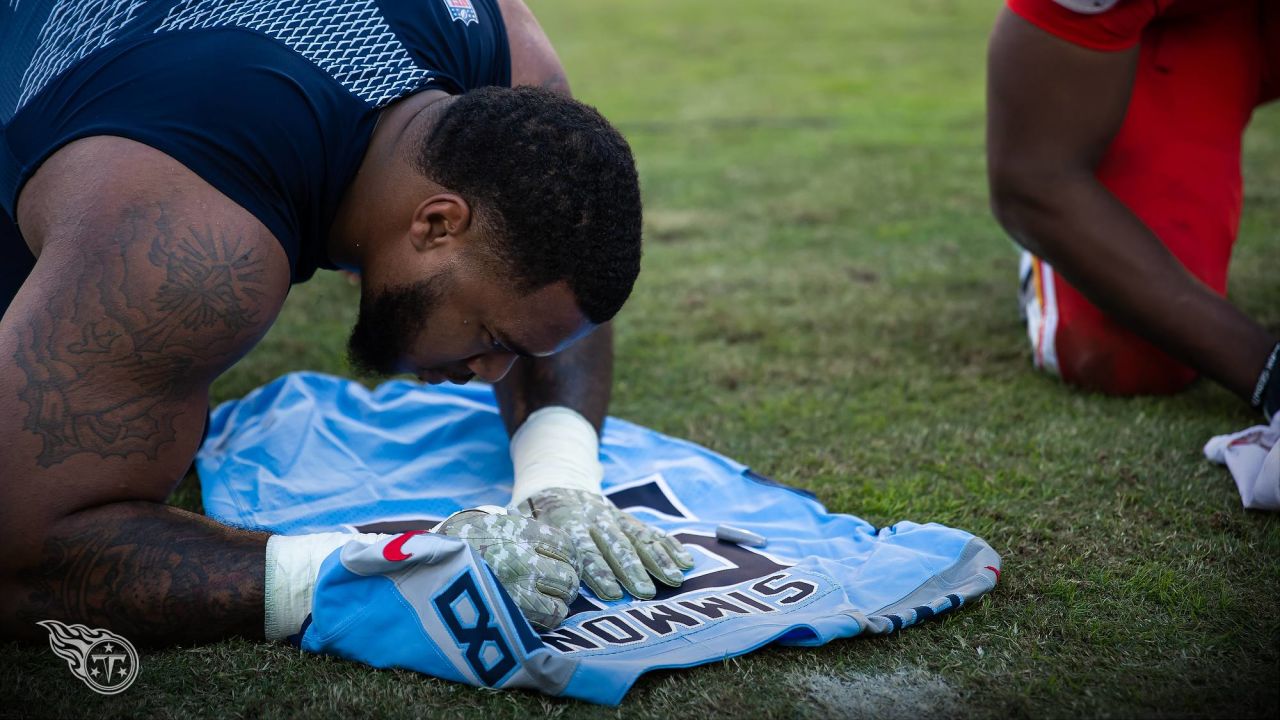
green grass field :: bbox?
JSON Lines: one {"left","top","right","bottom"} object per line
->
{"left": 5, "top": 0, "right": 1279, "bottom": 717}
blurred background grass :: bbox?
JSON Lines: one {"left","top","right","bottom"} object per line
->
{"left": 5, "top": 0, "right": 1278, "bottom": 717}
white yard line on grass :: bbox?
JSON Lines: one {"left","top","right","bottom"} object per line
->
{"left": 788, "top": 666, "right": 961, "bottom": 720}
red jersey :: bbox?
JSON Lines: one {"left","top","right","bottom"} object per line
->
{"left": 1007, "top": 0, "right": 1278, "bottom": 394}
{"left": 1012, "top": 0, "right": 1272, "bottom": 290}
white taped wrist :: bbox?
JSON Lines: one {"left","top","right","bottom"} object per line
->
{"left": 509, "top": 406, "right": 603, "bottom": 506}
{"left": 264, "top": 532, "right": 382, "bottom": 641}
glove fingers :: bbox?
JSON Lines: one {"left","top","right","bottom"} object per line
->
{"left": 437, "top": 510, "right": 487, "bottom": 536}
{"left": 479, "top": 542, "right": 538, "bottom": 585}
{"left": 532, "top": 556, "right": 580, "bottom": 604}
{"left": 534, "top": 535, "right": 580, "bottom": 602}
{"left": 635, "top": 538, "right": 687, "bottom": 588}
{"left": 477, "top": 542, "right": 574, "bottom": 628}
{"left": 590, "top": 526, "right": 656, "bottom": 600}
{"left": 577, "top": 543, "right": 624, "bottom": 601}
{"left": 506, "top": 583, "right": 568, "bottom": 631}
{"left": 621, "top": 522, "right": 687, "bottom": 587}
{"left": 529, "top": 532, "right": 576, "bottom": 566}
{"left": 476, "top": 542, "right": 578, "bottom": 603}
{"left": 661, "top": 534, "right": 697, "bottom": 570}
{"left": 619, "top": 513, "right": 695, "bottom": 580}
{"left": 619, "top": 512, "right": 693, "bottom": 562}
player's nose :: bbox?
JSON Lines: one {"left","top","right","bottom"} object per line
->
{"left": 466, "top": 351, "right": 518, "bottom": 383}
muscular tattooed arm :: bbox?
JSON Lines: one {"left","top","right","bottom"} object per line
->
{"left": 0, "top": 137, "right": 291, "bottom": 645}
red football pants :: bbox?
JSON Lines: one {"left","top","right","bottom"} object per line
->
{"left": 1022, "top": 1, "right": 1274, "bottom": 395}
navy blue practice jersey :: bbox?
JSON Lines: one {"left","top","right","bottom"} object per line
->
{"left": 0, "top": 0, "right": 512, "bottom": 313}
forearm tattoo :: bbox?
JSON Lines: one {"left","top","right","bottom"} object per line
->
{"left": 18, "top": 503, "right": 267, "bottom": 645}
{"left": 5, "top": 203, "right": 271, "bottom": 643}
{"left": 12, "top": 204, "right": 265, "bottom": 467}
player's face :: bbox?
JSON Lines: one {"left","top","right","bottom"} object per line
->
{"left": 347, "top": 262, "right": 594, "bottom": 384}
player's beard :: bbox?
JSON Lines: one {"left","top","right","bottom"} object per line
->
{"left": 346, "top": 269, "right": 453, "bottom": 377}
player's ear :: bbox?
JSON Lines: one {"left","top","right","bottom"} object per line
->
{"left": 409, "top": 193, "right": 472, "bottom": 252}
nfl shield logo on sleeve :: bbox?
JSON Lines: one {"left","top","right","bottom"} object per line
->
{"left": 443, "top": 0, "right": 480, "bottom": 25}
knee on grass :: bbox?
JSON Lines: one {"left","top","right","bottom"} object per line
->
{"left": 1055, "top": 324, "right": 1198, "bottom": 396}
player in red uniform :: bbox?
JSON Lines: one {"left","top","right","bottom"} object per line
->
{"left": 987, "top": 0, "right": 1280, "bottom": 418}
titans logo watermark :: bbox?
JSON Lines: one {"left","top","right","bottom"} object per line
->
{"left": 38, "top": 620, "right": 139, "bottom": 695}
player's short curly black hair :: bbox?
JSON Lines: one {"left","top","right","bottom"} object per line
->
{"left": 415, "top": 86, "right": 642, "bottom": 325}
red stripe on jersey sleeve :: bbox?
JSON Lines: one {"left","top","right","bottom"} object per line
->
{"left": 1006, "top": 0, "right": 1159, "bottom": 52}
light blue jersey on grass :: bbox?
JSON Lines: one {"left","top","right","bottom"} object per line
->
{"left": 198, "top": 372, "right": 1001, "bottom": 705}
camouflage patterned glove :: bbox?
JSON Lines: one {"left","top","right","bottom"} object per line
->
{"left": 512, "top": 488, "right": 696, "bottom": 601}
{"left": 436, "top": 507, "right": 580, "bottom": 630}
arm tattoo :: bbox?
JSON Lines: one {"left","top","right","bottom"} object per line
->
{"left": 17, "top": 503, "right": 267, "bottom": 645}
{"left": 12, "top": 205, "right": 265, "bottom": 467}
